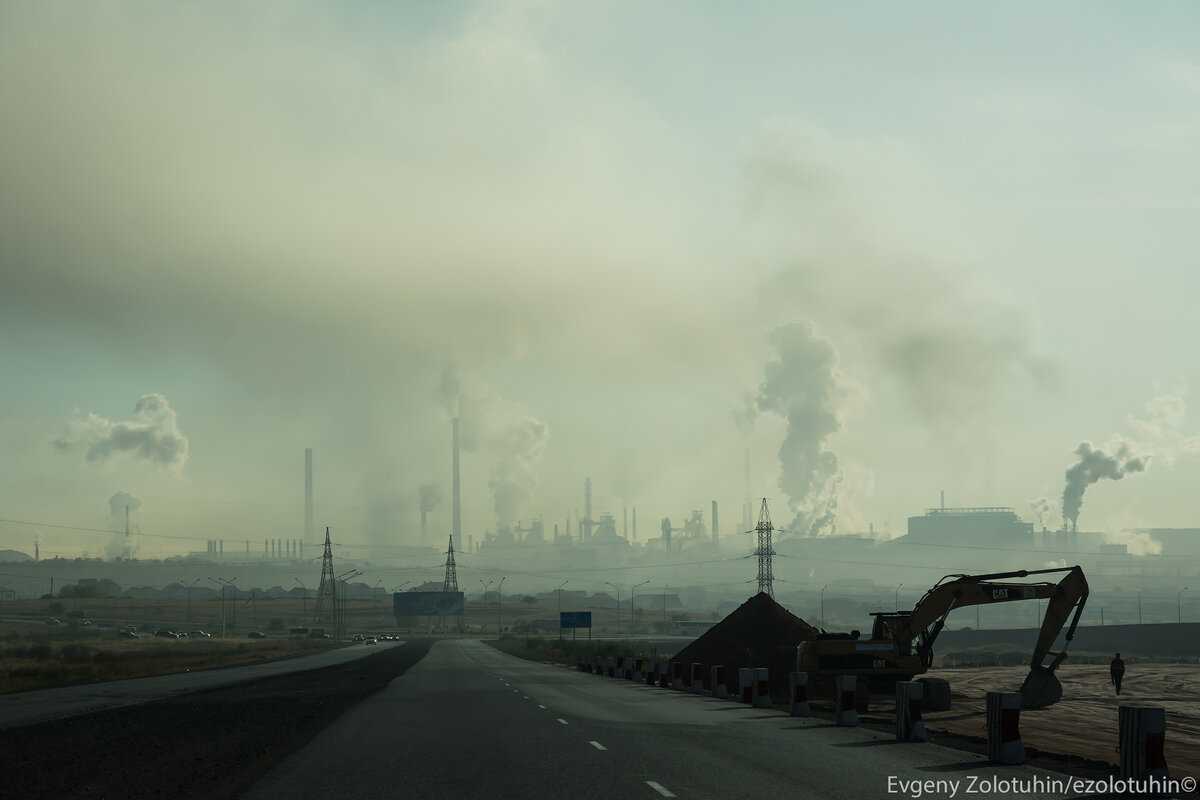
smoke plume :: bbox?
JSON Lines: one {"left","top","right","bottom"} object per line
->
{"left": 755, "top": 322, "right": 844, "bottom": 534}
{"left": 106, "top": 491, "right": 141, "bottom": 559}
{"left": 1061, "top": 441, "right": 1146, "bottom": 531}
{"left": 488, "top": 417, "right": 550, "bottom": 529}
{"left": 1028, "top": 497, "right": 1053, "bottom": 529}
{"left": 419, "top": 483, "right": 443, "bottom": 513}
{"left": 54, "top": 394, "right": 189, "bottom": 472}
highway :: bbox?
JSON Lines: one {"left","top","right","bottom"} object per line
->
{"left": 0, "top": 640, "right": 402, "bottom": 729}
{"left": 245, "top": 639, "right": 1070, "bottom": 800}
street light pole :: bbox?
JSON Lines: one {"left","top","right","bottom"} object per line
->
{"left": 294, "top": 577, "right": 307, "bottom": 615}
{"left": 895, "top": 583, "right": 903, "bottom": 610}
{"left": 605, "top": 582, "right": 623, "bottom": 636}
{"left": 497, "top": 576, "right": 507, "bottom": 634}
{"left": 556, "top": 580, "right": 568, "bottom": 640}
{"left": 1138, "top": 589, "right": 1143, "bottom": 625}
{"left": 632, "top": 579, "right": 650, "bottom": 632}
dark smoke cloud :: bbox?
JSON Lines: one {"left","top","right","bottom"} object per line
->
{"left": 1061, "top": 441, "right": 1146, "bottom": 531}
{"left": 489, "top": 417, "right": 550, "bottom": 528}
{"left": 755, "top": 322, "right": 843, "bottom": 534}
{"left": 54, "top": 394, "right": 189, "bottom": 472}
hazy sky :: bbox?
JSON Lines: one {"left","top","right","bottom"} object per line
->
{"left": 2, "top": 2, "right": 1199, "bottom": 557}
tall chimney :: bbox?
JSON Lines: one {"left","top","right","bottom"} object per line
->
{"left": 305, "top": 448, "right": 314, "bottom": 544}
{"left": 623, "top": 506, "right": 628, "bottom": 539}
{"left": 452, "top": 418, "right": 462, "bottom": 551}
{"left": 940, "top": 489, "right": 945, "bottom": 511}
{"left": 584, "top": 478, "right": 593, "bottom": 541}
{"left": 632, "top": 506, "right": 637, "bottom": 540}
{"left": 712, "top": 500, "right": 719, "bottom": 543}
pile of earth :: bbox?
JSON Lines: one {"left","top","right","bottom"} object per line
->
{"left": 672, "top": 592, "right": 817, "bottom": 701}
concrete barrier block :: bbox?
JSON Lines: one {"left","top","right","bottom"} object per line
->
{"left": 738, "top": 667, "right": 754, "bottom": 703}
{"left": 896, "top": 681, "right": 927, "bottom": 742}
{"left": 690, "top": 662, "right": 705, "bottom": 694}
{"left": 789, "top": 671, "right": 810, "bottom": 717}
{"left": 1119, "top": 705, "right": 1168, "bottom": 781}
{"left": 917, "top": 677, "right": 951, "bottom": 711}
{"left": 986, "top": 692, "right": 1024, "bottom": 765}
{"left": 834, "top": 675, "right": 859, "bottom": 726}
{"left": 710, "top": 665, "right": 728, "bottom": 699}
{"left": 752, "top": 667, "right": 771, "bottom": 708}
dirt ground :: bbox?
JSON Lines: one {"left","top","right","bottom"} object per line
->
{"left": 919, "top": 663, "right": 1200, "bottom": 779}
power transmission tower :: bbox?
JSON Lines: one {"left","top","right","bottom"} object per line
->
{"left": 754, "top": 498, "right": 775, "bottom": 597}
{"left": 442, "top": 534, "right": 458, "bottom": 592}
{"left": 314, "top": 527, "right": 336, "bottom": 626}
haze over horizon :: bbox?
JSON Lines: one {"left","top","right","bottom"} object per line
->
{"left": 3, "top": 2, "right": 1200, "bottom": 559}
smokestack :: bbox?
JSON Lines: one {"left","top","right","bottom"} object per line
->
{"left": 584, "top": 478, "right": 593, "bottom": 541}
{"left": 623, "top": 506, "right": 628, "bottom": 539}
{"left": 305, "top": 448, "right": 314, "bottom": 543}
{"left": 219, "top": 540, "right": 224, "bottom": 558}
{"left": 712, "top": 500, "right": 719, "bottom": 543}
{"left": 452, "top": 418, "right": 462, "bottom": 552}
{"left": 940, "top": 489, "right": 945, "bottom": 510}
{"left": 633, "top": 506, "right": 637, "bottom": 540}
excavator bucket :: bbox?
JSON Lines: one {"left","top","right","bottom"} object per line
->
{"left": 1019, "top": 665, "right": 1063, "bottom": 709}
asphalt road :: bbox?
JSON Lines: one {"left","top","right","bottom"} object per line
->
{"left": 0, "top": 640, "right": 403, "bottom": 729}
{"left": 245, "top": 639, "right": 1073, "bottom": 800}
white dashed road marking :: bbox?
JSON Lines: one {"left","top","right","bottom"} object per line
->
{"left": 646, "top": 781, "right": 675, "bottom": 798}
{"left": 588, "top": 740, "right": 606, "bottom": 751}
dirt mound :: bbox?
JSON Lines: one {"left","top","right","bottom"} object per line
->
{"left": 673, "top": 592, "right": 817, "bottom": 701}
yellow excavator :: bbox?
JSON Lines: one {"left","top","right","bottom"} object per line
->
{"left": 796, "top": 565, "right": 1089, "bottom": 709}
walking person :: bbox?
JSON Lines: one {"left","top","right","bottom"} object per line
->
{"left": 1110, "top": 652, "right": 1126, "bottom": 695}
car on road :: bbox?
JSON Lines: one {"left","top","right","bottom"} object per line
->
{"left": 119, "top": 630, "right": 139, "bottom": 639}
{"left": 247, "top": 631, "right": 267, "bottom": 639}
{"left": 154, "top": 629, "right": 180, "bottom": 639}
{"left": 364, "top": 637, "right": 377, "bottom": 645}
{"left": 351, "top": 634, "right": 364, "bottom": 642}
{"left": 189, "top": 630, "right": 212, "bottom": 639}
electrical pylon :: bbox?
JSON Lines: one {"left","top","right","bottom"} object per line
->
{"left": 441, "top": 534, "right": 458, "bottom": 593}
{"left": 314, "top": 526, "right": 337, "bottom": 625}
{"left": 754, "top": 498, "right": 775, "bottom": 597}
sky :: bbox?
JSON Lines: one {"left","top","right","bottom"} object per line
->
{"left": 2, "top": 1, "right": 1199, "bottom": 558}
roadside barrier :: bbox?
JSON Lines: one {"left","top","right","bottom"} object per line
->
{"left": 710, "top": 665, "right": 728, "bottom": 699}
{"left": 738, "top": 668, "right": 754, "bottom": 703}
{"left": 690, "top": 662, "right": 705, "bottom": 694}
{"left": 895, "top": 681, "right": 927, "bottom": 742}
{"left": 917, "top": 677, "right": 951, "bottom": 711}
{"left": 788, "top": 671, "right": 809, "bottom": 717}
{"left": 1119, "top": 705, "right": 1168, "bottom": 781}
{"left": 986, "top": 692, "right": 1023, "bottom": 765}
{"left": 834, "top": 675, "right": 859, "bottom": 726}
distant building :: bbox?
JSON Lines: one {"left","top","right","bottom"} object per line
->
{"left": 0, "top": 586, "right": 16, "bottom": 601}
{"left": 905, "top": 507, "right": 1034, "bottom": 546}
{"left": 1141, "top": 529, "right": 1200, "bottom": 557}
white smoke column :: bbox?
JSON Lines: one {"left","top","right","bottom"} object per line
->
{"left": 1028, "top": 497, "right": 1053, "bottom": 529}
{"left": 755, "top": 322, "right": 844, "bottom": 534}
{"left": 54, "top": 393, "right": 189, "bottom": 471}
{"left": 488, "top": 417, "right": 549, "bottom": 528}
{"left": 107, "top": 491, "right": 141, "bottom": 559}
{"left": 1061, "top": 441, "right": 1146, "bottom": 531}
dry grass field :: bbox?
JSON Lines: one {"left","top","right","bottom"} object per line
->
{"left": 921, "top": 663, "right": 1200, "bottom": 778}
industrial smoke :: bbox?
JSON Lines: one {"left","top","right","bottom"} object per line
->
{"left": 1061, "top": 441, "right": 1146, "bottom": 531}
{"left": 106, "top": 491, "right": 141, "bottom": 559}
{"left": 755, "top": 322, "right": 844, "bottom": 535}
{"left": 489, "top": 417, "right": 549, "bottom": 528}
{"left": 54, "top": 393, "right": 190, "bottom": 471}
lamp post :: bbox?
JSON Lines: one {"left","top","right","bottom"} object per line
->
{"left": 497, "top": 576, "right": 507, "bottom": 634}
{"left": 1180, "top": 587, "right": 1189, "bottom": 624}
{"left": 186, "top": 577, "right": 199, "bottom": 623}
{"left": 605, "top": 582, "right": 623, "bottom": 636}
{"left": 894, "top": 583, "right": 903, "bottom": 610}
{"left": 820, "top": 584, "right": 829, "bottom": 628}
{"left": 631, "top": 579, "right": 650, "bottom": 632}
{"left": 479, "top": 579, "right": 493, "bottom": 635}
{"left": 293, "top": 577, "right": 307, "bottom": 615}
{"left": 556, "top": 580, "right": 569, "bottom": 640}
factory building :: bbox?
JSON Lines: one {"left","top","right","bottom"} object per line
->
{"left": 905, "top": 506, "right": 1035, "bottom": 547}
